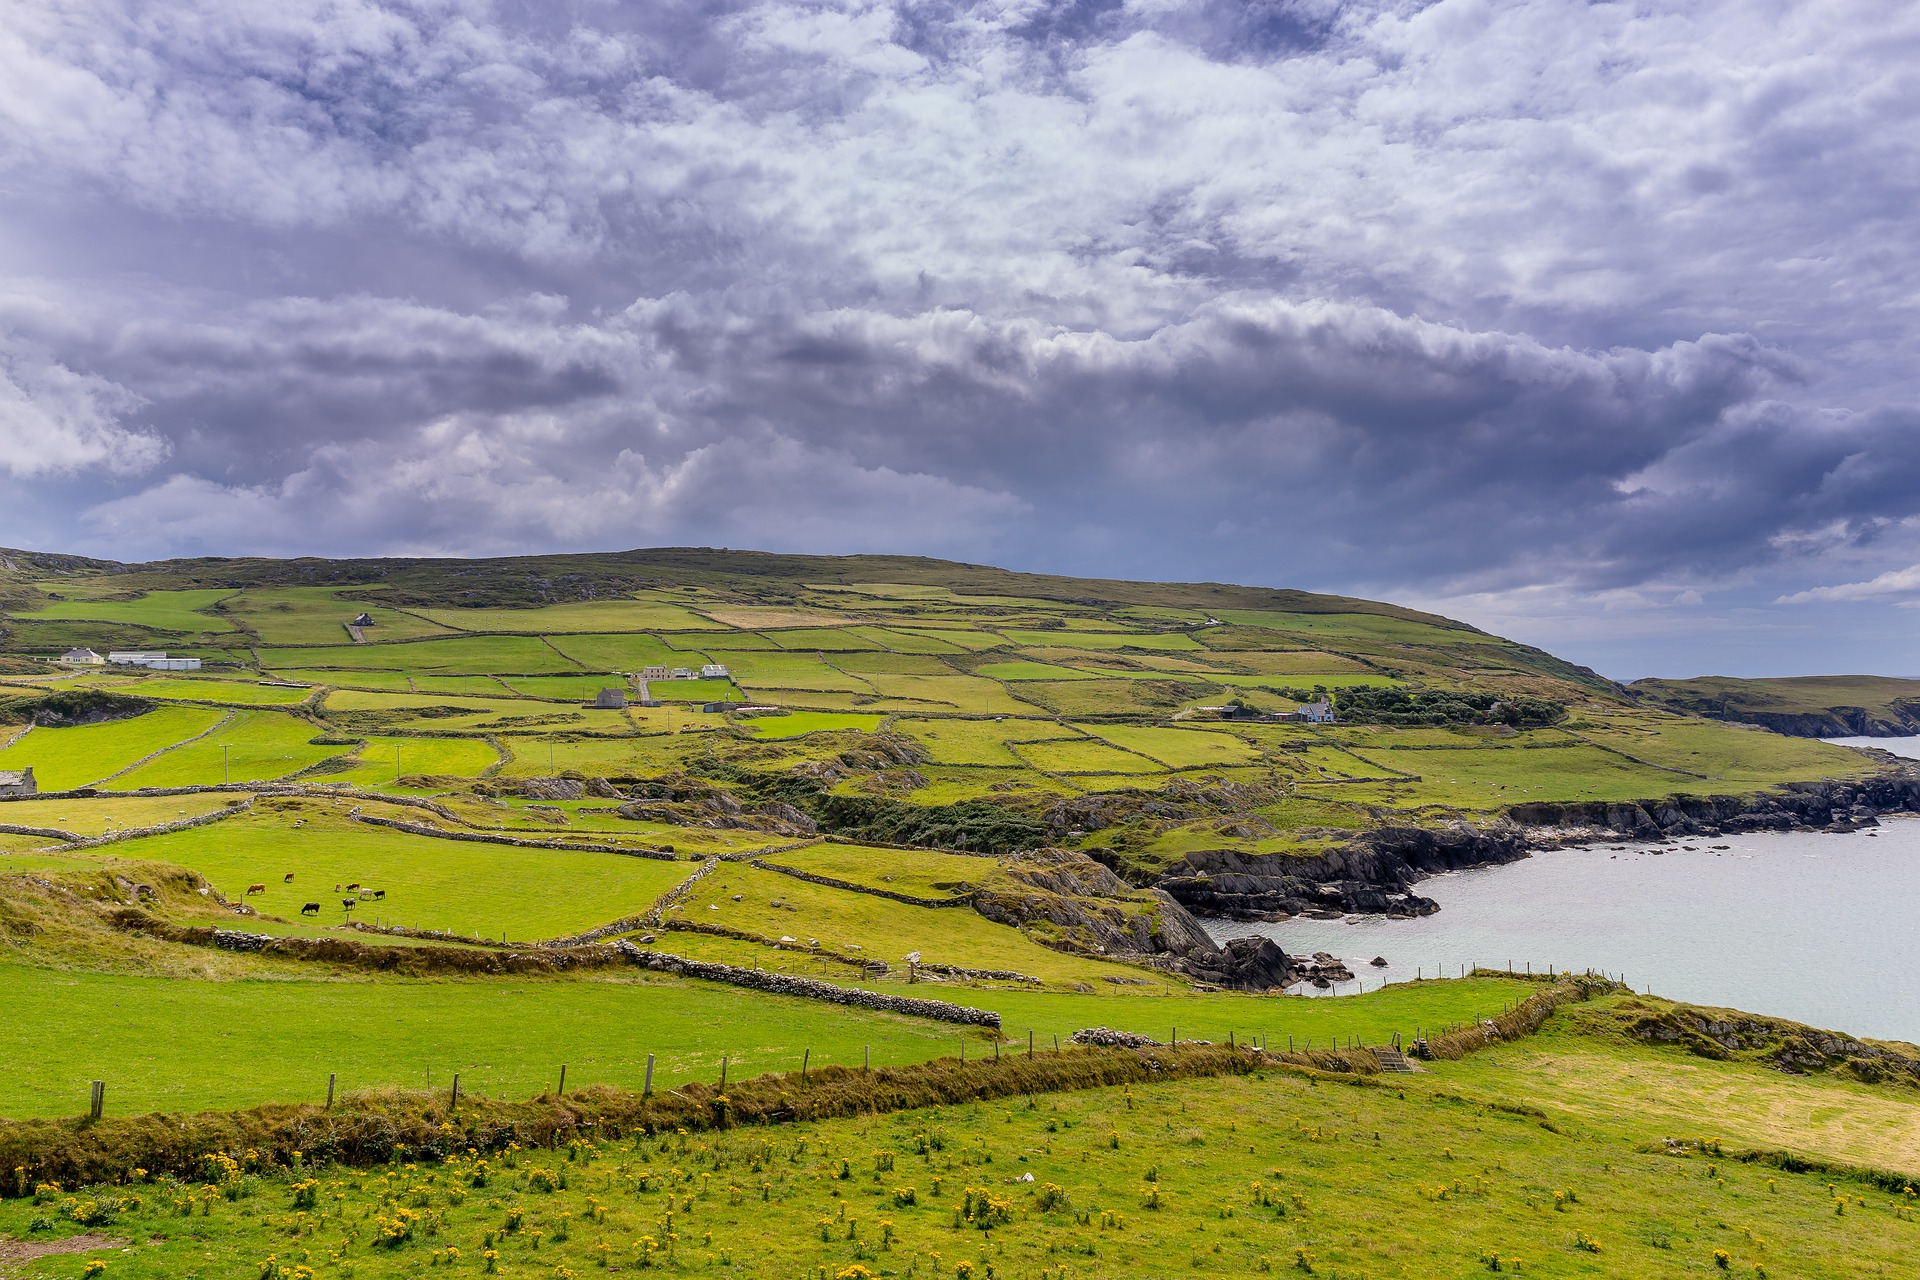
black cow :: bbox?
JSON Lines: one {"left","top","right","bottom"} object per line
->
{"left": 341, "top": 898, "right": 357, "bottom": 912}
{"left": 372, "top": 889, "right": 386, "bottom": 900}
{"left": 300, "top": 902, "right": 321, "bottom": 916}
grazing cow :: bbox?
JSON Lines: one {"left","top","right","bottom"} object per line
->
{"left": 246, "top": 883, "right": 267, "bottom": 895}
{"left": 300, "top": 902, "right": 321, "bottom": 916}
{"left": 372, "top": 889, "right": 386, "bottom": 900}
{"left": 341, "top": 898, "right": 357, "bottom": 912}
{"left": 346, "top": 882, "right": 361, "bottom": 891}
{"left": 358, "top": 889, "right": 373, "bottom": 901}
{"left": 283, "top": 873, "right": 295, "bottom": 882}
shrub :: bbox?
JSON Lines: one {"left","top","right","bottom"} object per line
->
{"left": 893, "top": 1186, "right": 917, "bottom": 1206}
{"left": 1036, "top": 1182, "right": 1070, "bottom": 1212}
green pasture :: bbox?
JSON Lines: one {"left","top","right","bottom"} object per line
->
{"left": 323, "top": 737, "right": 503, "bottom": 787}
{"left": 99, "top": 803, "right": 690, "bottom": 939}
{"left": 759, "top": 842, "right": 989, "bottom": 898}
{"left": 1211, "top": 607, "right": 1508, "bottom": 646}
{"left": 109, "top": 674, "right": 314, "bottom": 706}
{"left": 859, "top": 673, "right": 1034, "bottom": 714}
{"left": 0, "top": 705, "right": 226, "bottom": 791}
{"left": 496, "top": 734, "right": 707, "bottom": 778}
{"left": 850, "top": 625, "right": 970, "bottom": 652}
{"left": 977, "top": 660, "right": 1100, "bottom": 681}
{"left": 667, "top": 864, "right": 1167, "bottom": 988}
{"left": 885, "top": 626, "right": 1010, "bottom": 650}
{"left": 412, "top": 600, "right": 726, "bottom": 633}
{"left": 1015, "top": 737, "right": 1163, "bottom": 775}
{"left": 739, "top": 712, "right": 884, "bottom": 739}
{"left": 543, "top": 631, "right": 683, "bottom": 670}
{"left": 497, "top": 674, "right": 631, "bottom": 701}
{"left": 1574, "top": 713, "right": 1876, "bottom": 784}
{"left": 1084, "top": 723, "right": 1263, "bottom": 767}
{"left": 268, "top": 667, "right": 420, "bottom": 692}
{"left": 0, "top": 964, "right": 968, "bottom": 1120}
{"left": 1008, "top": 678, "right": 1195, "bottom": 717}
{"left": 999, "top": 629, "right": 1202, "bottom": 651}
{"left": 1226, "top": 649, "right": 1382, "bottom": 675}
{"left": 1343, "top": 742, "right": 1712, "bottom": 808}
{"left": 107, "top": 709, "right": 347, "bottom": 789}
{"left": 706, "top": 650, "right": 873, "bottom": 690}
{"left": 0, "top": 792, "right": 235, "bottom": 838}
{"left": 830, "top": 651, "right": 955, "bottom": 675}
{"left": 894, "top": 719, "right": 1040, "bottom": 766}
{"left": 764, "top": 627, "right": 889, "bottom": 651}
{"left": 889, "top": 767, "right": 1078, "bottom": 806}
{"left": 7, "top": 587, "right": 237, "bottom": 633}
{"left": 258, "top": 636, "right": 584, "bottom": 674}
{"left": 221, "top": 586, "right": 454, "bottom": 645}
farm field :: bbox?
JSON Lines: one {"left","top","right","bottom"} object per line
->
{"left": 105, "top": 802, "right": 690, "bottom": 939}
{"left": 260, "top": 637, "right": 584, "bottom": 674}
{"left": 0, "top": 791, "right": 235, "bottom": 838}
{"left": 1084, "top": 723, "right": 1263, "bottom": 767}
{"left": 859, "top": 673, "right": 1034, "bottom": 714}
{"left": 220, "top": 586, "right": 455, "bottom": 645}
{"left": 321, "top": 737, "right": 503, "bottom": 786}
{"left": 544, "top": 632, "right": 683, "bottom": 670}
{"left": 1015, "top": 737, "right": 1164, "bottom": 775}
{"left": 758, "top": 842, "right": 991, "bottom": 898}
{"left": 106, "top": 709, "right": 347, "bottom": 788}
{"left": 52, "top": 675, "right": 316, "bottom": 707}
{"left": 412, "top": 600, "right": 727, "bottom": 633}
{"left": 739, "top": 711, "right": 886, "bottom": 738}
{"left": 0, "top": 705, "right": 225, "bottom": 791}
{"left": 10, "top": 587, "right": 237, "bottom": 633}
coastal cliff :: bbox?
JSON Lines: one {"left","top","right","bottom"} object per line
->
{"left": 1149, "top": 764, "right": 1920, "bottom": 922}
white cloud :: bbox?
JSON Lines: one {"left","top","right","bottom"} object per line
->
{"left": 0, "top": 337, "right": 163, "bottom": 477}
{"left": 1778, "top": 565, "right": 1920, "bottom": 604}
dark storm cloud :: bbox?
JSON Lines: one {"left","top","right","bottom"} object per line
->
{"left": 4, "top": 0, "right": 1920, "bottom": 671}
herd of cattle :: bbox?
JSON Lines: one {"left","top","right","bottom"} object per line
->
{"left": 241, "top": 873, "right": 385, "bottom": 916}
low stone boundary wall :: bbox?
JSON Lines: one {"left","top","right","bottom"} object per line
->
{"left": 612, "top": 939, "right": 1000, "bottom": 1028}
{"left": 749, "top": 857, "right": 976, "bottom": 908}
{"left": 348, "top": 814, "right": 675, "bottom": 859}
{"left": 644, "top": 857, "right": 722, "bottom": 922}
{"left": 0, "top": 822, "right": 78, "bottom": 842}
{"left": 63, "top": 798, "right": 256, "bottom": 851}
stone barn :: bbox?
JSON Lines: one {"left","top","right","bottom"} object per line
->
{"left": 0, "top": 768, "right": 37, "bottom": 797}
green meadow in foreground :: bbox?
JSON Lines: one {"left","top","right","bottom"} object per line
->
{"left": 4, "top": 993, "right": 1919, "bottom": 1280}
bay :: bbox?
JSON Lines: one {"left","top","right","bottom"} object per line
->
{"left": 1206, "top": 815, "right": 1920, "bottom": 1044}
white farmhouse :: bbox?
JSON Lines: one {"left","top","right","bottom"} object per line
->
{"left": 700, "top": 663, "right": 730, "bottom": 679}
{"left": 59, "top": 647, "right": 105, "bottom": 665}
{"left": 1299, "top": 697, "right": 1336, "bottom": 723}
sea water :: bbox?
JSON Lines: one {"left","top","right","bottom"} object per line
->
{"left": 1206, "top": 811, "right": 1920, "bottom": 1043}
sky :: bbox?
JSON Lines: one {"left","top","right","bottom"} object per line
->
{"left": 3, "top": 0, "right": 1919, "bottom": 681}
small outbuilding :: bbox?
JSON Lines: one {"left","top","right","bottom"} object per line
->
{"left": 591, "top": 686, "right": 628, "bottom": 709}
{"left": 0, "top": 767, "right": 37, "bottom": 797}
{"left": 350, "top": 612, "right": 375, "bottom": 627}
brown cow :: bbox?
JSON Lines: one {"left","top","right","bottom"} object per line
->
{"left": 246, "top": 883, "right": 267, "bottom": 895}
{"left": 283, "top": 873, "right": 295, "bottom": 882}
{"left": 346, "top": 882, "right": 361, "bottom": 891}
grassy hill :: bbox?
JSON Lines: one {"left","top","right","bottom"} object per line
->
{"left": 1631, "top": 674, "right": 1920, "bottom": 738}
{"left": 0, "top": 547, "right": 1914, "bottom": 1277}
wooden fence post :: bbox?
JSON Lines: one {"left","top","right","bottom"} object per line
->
{"left": 719, "top": 1056, "right": 728, "bottom": 1093}
{"left": 558, "top": 1065, "right": 567, "bottom": 1097}
{"left": 1053, "top": 1034, "right": 1060, "bottom": 1055}
{"left": 643, "top": 1054, "right": 655, "bottom": 1099}
{"left": 89, "top": 1081, "right": 104, "bottom": 1121}
{"left": 450, "top": 1074, "right": 460, "bottom": 1110}
{"left": 801, "top": 1048, "right": 809, "bottom": 1084}
{"left": 864, "top": 1045, "right": 870, "bottom": 1074}
{"left": 1028, "top": 1030, "right": 1034, "bottom": 1057}
{"left": 327, "top": 1074, "right": 336, "bottom": 1110}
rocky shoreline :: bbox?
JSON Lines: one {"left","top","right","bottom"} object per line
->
{"left": 1152, "top": 763, "right": 1920, "bottom": 926}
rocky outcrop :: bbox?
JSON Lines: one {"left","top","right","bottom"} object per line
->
{"left": 1507, "top": 770, "right": 1920, "bottom": 839}
{"left": 1155, "top": 766, "right": 1920, "bottom": 922}
{"left": 968, "top": 848, "right": 1317, "bottom": 991}
{"left": 1154, "top": 823, "right": 1516, "bottom": 921}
